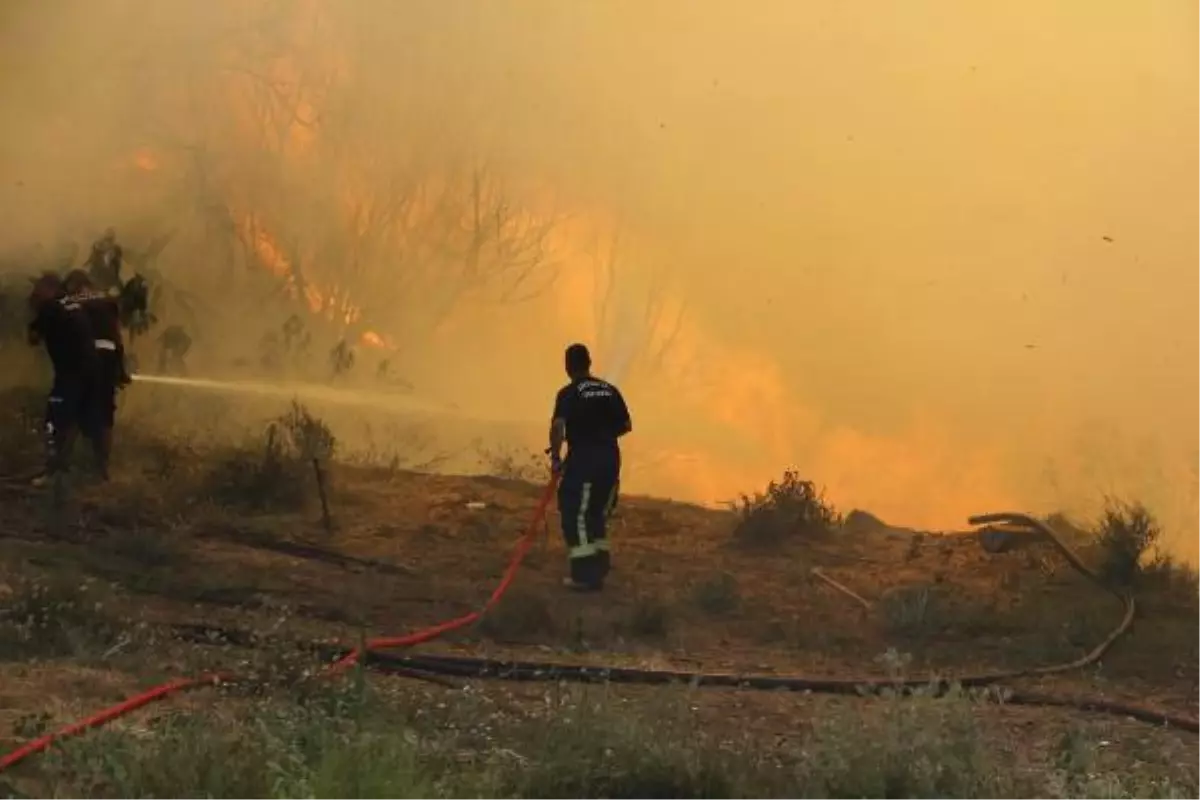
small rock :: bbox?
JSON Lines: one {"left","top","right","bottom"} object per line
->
{"left": 843, "top": 509, "right": 888, "bottom": 534}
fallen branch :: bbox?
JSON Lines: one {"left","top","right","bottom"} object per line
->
{"left": 811, "top": 567, "right": 873, "bottom": 611}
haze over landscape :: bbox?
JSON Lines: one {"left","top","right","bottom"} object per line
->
{"left": 1, "top": 0, "right": 1195, "bottom": 558}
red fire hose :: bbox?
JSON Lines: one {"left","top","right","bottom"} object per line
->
{"left": 0, "top": 475, "right": 561, "bottom": 774}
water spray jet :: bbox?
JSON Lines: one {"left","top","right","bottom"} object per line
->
{"left": 127, "top": 373, "right": 537, "bottom": 428}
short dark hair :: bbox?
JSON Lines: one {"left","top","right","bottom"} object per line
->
{"left": 564, "top": 343, "right": 591, "bottom": 373}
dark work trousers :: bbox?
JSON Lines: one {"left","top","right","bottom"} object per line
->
{"left": 557, "top": 449, "right": 620, "bottom": 589}
{"left": 44, "top": 374, "right": 85, "bottom": 475}
{"left": 81, "top": 346, "right": 121, "bottom": 478}
{"left": 82, "top": 348, "right": 120, "bottom": 433}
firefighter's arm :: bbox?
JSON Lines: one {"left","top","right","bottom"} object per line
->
{"left": 549, "top": 417, "right": 566, "bottom": 461}
{"left": 547, "top": 389, "right": 569, "bottom": 471}
{"left": 614, "top": 390, "right": 632, "bottom": 437}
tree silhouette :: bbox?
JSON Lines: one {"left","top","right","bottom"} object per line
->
{"left": 589, "top": 227, "right": 690, "bottom": 389}
{"left": 128, "top": 1, "right": 563, "bottom": 359}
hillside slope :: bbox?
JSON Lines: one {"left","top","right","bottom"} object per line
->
{"left": 0, "top": 394, "right": 1196, "bottom": 796}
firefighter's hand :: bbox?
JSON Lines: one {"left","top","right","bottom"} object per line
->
{"left": 548, "top": 452, "right": 563, "bottom": 475}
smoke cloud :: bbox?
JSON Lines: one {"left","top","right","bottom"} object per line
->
{"left": 2, "top": 0, "right": 1195, "bottom": 559}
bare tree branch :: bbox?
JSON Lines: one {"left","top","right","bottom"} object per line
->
{"left": 586, "top": 229, "right": 693, "bottom": 384}
{"left": 129, "top": 1, "right": 565, "bottom": 354}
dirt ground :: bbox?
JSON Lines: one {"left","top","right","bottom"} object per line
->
{"left": 0, "top": 405, "right": 1196, "bottom": 792}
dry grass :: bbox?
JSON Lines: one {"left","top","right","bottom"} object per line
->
{"left": 203, "top": 401, "right": 336, "bottom": 512}
{"left": 476, "top": 587, "right": 558, "bottom": 640}
{"left": 691, "top": 571, "right": 741, "bottom": 615}
{"left": 622, "top": 593, "right": 672, "bottom": 640}
{"left": 0, "top": 395, "right": 1196, "bottom": 798}
{"left": 0, "top": 573, "right": 118, "bottom": 662}
{"left": 11, "top": 678, "right": 1195, "bottom": 799}
{"left": 474, "top": 442, "right": 548, "bottom": 485}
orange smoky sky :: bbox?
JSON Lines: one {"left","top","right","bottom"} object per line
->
{"left": 0, "top": 0, "right": 1195, "bottom": 559}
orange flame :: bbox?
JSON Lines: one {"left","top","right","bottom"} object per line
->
{"left": 360, "top": 330, "right": 391, "bottom": 349}
{"left": 238, "top": 216, "right": 291, "bottom": 279}
{"left": 132, "top": 148, "right": 159, "bottom": 172}
{"left": 236, "top": 213, "right": 374, "bottom": 328}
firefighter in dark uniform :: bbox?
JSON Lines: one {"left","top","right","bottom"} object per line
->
{"left": 156, "top": 324, "right": 192, "bottom": 375}
{"left": 26, "top": 273, "right": 98, "bottom": 485}
{"left": 329, "top": 338, "right": 355, "bottom": 380}
{"left": 548, "top": 343, "right": 632, "bottom": 591}
{"left": 63, "top": 269, "right": 130, "bottom": 479}
{"left": 85, "top": 227, "right": 124, "bottom": 293}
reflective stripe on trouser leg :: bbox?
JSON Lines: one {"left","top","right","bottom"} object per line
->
{"left": 604, "top": 480, "right": 619, "bottom": 519}
{"left": 570, "top": 482, "right": 595, "bottom": 559}
{"left": 596, "top": 481, "right": 614, "bottom": 554}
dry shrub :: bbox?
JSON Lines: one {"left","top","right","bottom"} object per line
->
{"left": 476, "top": 441, "right": 548, "bottom": 484}
{"left": 1139, "top": 556, "right": 1199, "bottom": 610}
{"left": 730, "top": 470, "right": 842, "bottom": 548}
{"left": 691, "top": 572, "right": 740, "bottom": 616}
{"left": 1085, "top": 498, "right": 1195, "bottom": 611}
{"left": 879, "top": 584, "right": 942, "bottom": 638}
{"left": 624, "top": 593, "right": 672, "bottom": 639}
{"left": 0, "top": 574, "right": 117, "bottom": 660}
{"left": 0, "top": 385, "right": 46, "bottom": 472}
{"left": 1095, "top": 498, "right": 1161, "bottom": 588}
{"left": 204, "top": 401, "right": 335, "bottom": 511}
{"left": 347, "top": 420, "right": 446, "bottom": 474}
{"left": 477, "top": 587, "right": 557, "bottom": 640}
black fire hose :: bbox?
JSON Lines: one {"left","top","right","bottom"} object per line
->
{"left": 169, "top": 622, "right": 1198, "bottom": 734}
{"left": 162, "top": 511, "right": 1196, "bottom": 734}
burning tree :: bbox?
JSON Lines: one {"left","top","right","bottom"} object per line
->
{"left": 330, "top": 163, "right": 560, "bottom": 345}
{"left": 126, "top": 0, "right": 562, "bottom": 375}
